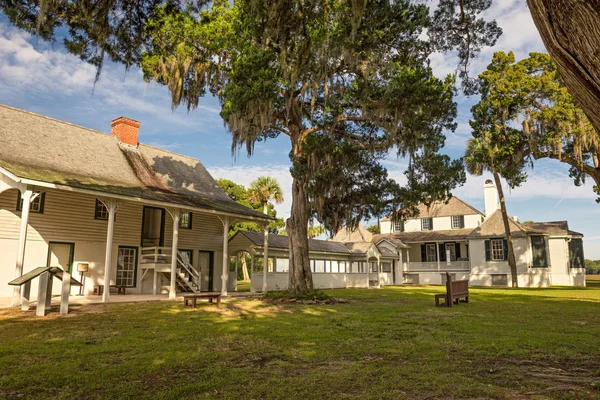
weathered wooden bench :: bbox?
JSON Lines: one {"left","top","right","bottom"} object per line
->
{"left": 183, "top": 293, "right": 221, "bottom": 308}
{"left": 435, "top": 272, "right": 469, "bottom": 307}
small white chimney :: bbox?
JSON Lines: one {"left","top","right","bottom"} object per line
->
{"left": 484, "top": 179, "right": 499, "bottom": 219}
{"left": 512, "top": 216, "right": 518, "bottom": 222}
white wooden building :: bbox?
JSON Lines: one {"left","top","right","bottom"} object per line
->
{"left": 375, "top": 180, "right": 586, "bottom": 287}
{"left": 0, "top": 105, "right": 272, "bottom": 306}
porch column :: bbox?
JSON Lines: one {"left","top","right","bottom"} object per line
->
{"left": 220, "top": 216, "right": 230, "bottom": 296}
{"left": 234, "top": 254, "right": 239, "bottom": 292}
{"left": 262, "top": 223, "right": 269, "bottom": 293}
{"left": 366, "top": 257, "right": 370, "bottom": 288}
{"left": 102, "top": 199, "right": 117, "bottom": 303}
{"left": 436, "top": 242, "right": 441, "bottom": 272}
{"left": 250, "top": 256, "right": 255, "bottom": 293}
{"left": 377, "top": 258, "right": 381, "bottom": 288}
{"left": 169, "top": 209, "right": 181, "bottom": 299}
{"left": 12, "top": 189, "right": 33, "bottom": 307}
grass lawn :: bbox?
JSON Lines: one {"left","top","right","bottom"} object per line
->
{"left": 1, "top": 286, "right": 600, "bottom": 399}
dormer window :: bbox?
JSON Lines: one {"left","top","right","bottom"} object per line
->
{"left": 394, "top": 220, "right": 404, "bottom": 232}
{"left": 421, "top": 218, "right": 432, "bottom": 231}
{"left": 451, "top": 215, "right": 465, "bottom": 229}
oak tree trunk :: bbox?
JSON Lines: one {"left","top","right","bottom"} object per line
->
{"left": 241, "top": 255, "right": 250, "bottom": 282}
{"left": 493, "top": 171, "right": 519, "bottom": 288}
{"left": 528, "top": 0, "right": 600, "bottom": 135}
{"left": 286, "top": 136, "right": 314, "bottom": 294}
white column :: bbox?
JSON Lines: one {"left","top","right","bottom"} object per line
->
{"left": 262, "top": 224, "right": 269, "bottom": 293}
{"left": 12, "top": 189, "right": 33, "bottom": 307}
{"left": 102, "top": 199, "right": 117, "bottom": 303}
{"left": 169, "top": 209, "right": 181, "bottom": 299}
{"left": 60, "top": 272, "right": 71, "bottom": 315}
{"left": 366, "top": 258, "right": 370, "bottom": 288}
{"left": 250, "top": 256, "right": 255, "bottom": 293}
{"left": 220, "top": 216, "right": 230, "bottom": 296}
{"left": 436, "top": 242, "right": 441, "bottom": 272}
{"left": 234, "top": 254, "right": 239, "bottom": 292}
{"left": 377, "top": 259, "right": 381, "bottom": 288}
{"left": 153, "top": 270, "right": 158, "bottom": 295}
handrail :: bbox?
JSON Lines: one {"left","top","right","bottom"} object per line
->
{"left": 176, "top": 251, "right": 201, "bottom": 290}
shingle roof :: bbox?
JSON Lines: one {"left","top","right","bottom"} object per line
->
{"left": 344, "top": 242, "right": 375, "bottom": 254}
{"left": 332, "top": 225, "right": 373, "bottom": 243}
{"left": 381, "top": 196, "right": 482, "bottom": 221}
{"left": 521, "top": 221, "right": 583, "bottom": 237}
{"left": 469, "top": 210, "right": 536, "bottom": 238}
{"left": 235, "top": 231, "right": 352, "bottom": 254}
{"left": 374, "top": 228, "right": 475, "bottom": 243}
{"left": 0, "top": 105, "right": 269, "bottom": 220}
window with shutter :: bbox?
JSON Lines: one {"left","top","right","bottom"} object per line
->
{"left": 451, "top": 215, "right": 463, "bottom": 229}
{"left": 421, "top": 218, "right": 433, "bottom": 231}
{"left": 490, "top": 239, "right": 505, "bottom": 261}
{"left": 569, "top": 239, "right": 585, "bottom": 268}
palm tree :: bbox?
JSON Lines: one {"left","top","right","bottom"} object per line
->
{"left": 248, "top": 176, "right": 285, "bottom": 214}
{"left": 465, "top": 136, "right": 520, "bottom": 287}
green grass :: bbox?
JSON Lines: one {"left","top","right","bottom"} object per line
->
{"left": 1, "top": 286, "right": 600, "bottom": 399}
{"left": 236, "top": 280, "right": 251, "bottom": 292}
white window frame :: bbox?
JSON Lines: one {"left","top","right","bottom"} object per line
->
{"left": 116, "top": 247, "right": 137, "bottom": 287}
{"left": 394, "top": 220, "right": 404, "bottom": 232}
{"left": 179, "top": 212, "right": 192, "bottom": 229}
{"left": 421, "top": 218, "right": 432, "bottom": 231}
{"left": 276, "top": 258, "right": 289, "bottom": 272}
{"left": 445, "top": 243, "right": 456, "bottom": 261}
{"left": 490, "top": 239, "right": 504, "bottom": 261}
{"left": 451, "top": 215, "right": 462, "bottom": 229}
{"left": 426, "top": 244, "right": 437, "bottom": 262}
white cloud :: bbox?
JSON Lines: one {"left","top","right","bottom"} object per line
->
{"left": 0, "top": 22, "right": 221, "bottom": 129}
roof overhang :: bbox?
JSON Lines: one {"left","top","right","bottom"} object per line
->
{"left": 1, "top": 168, "right": 272, "bottom": 223}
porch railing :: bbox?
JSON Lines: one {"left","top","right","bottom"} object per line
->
{"left": 140, "top": 246, "right": 172, "bottom": 264}
{"left": 407, "top": 261, "right": 470, "bottom": 272}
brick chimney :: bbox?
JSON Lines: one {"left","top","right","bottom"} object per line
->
{"left": 111, "top": 117, "right": 140, "bottom": 147}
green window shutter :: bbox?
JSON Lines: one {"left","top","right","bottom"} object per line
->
{"left": 485, "top": 240, "right": 491, "bottom": 261}
{"left": 503, "top": 239, "right": 508, "bottom": 261}
{"left": 460, "top": 215, "right": 465, "bottom": 228}
{"left": 438, "top": 243, "right": 446, "bottom": 262}
{"left": 421, "top": 244, "right": 426, "bottom": 262}
{"left": 430, "top": 218, "right": 433, "bottom": 230}
{"left": 455, "top": 243, "right": 461, "bottom": 259}
{"left": 544, "top": 238, "right": 550, "bottom": 267}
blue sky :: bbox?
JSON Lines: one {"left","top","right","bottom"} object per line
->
{"left": 1, "top": 1, "right": 600, "bottom": 258}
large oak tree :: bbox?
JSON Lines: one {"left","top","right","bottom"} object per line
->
{"left": 0, "top": 0, "right": 501, "bottom": 294}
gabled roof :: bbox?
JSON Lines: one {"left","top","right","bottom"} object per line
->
{"left": 375, "top": 237, "right": 411, "bottom": 249}
{"left": 234, "top": 231, "right": 352, "bottom": 254}
{"left": 332, "top": 225, "right": 373, "bottom": 243}
{"left": 381, "top": 196, "right": 482, "bottom": 221}
{"left": 521, "top": 221, "right": 583, "bottom": 237}
{"left": 469, "top": 210, "right": 536, "bottom": 238}
{"left": 0, "top": 105, "right": 268, "bottom": 220}
{"left": 374, "top": 228, "right": 474, "bottom": 243}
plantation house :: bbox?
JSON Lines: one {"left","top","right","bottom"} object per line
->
{"left": 0, "top": 105, "right": 271, "bottom": 306}
{"left": 236, "top": 181, "right": 586, "bottom": 290}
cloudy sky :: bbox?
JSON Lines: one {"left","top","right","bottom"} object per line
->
{"left": 1, "top": 1, "right": 599, "bottom": 258}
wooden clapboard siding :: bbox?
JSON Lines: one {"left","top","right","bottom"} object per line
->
{"left": 164, "top": 212, "right": 225, "bottom": 250}
{"left": 0, "top": 188, "right": 142, "bottom": 244}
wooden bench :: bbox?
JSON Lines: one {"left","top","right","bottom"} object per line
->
{"left": 183, "top": 293, "right": 221, "bottom": 308}
{"left": 435, "top": 272, "right": 469, "bottom": 307}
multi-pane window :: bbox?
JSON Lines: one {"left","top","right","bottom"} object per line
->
{"left": 394, "top": 220, "right": 404, "bottom": 232}
{"left": 569, "top": 238, "right": 585, "bottom": 268}
{"left": 276, "top": 258, "right": 289, "bottom": 272}
{"left": 421, "top": 218, "right": 433, "bottom": 231}
{"left": 116, "top": 247, "right": 137, "bottom": 287}
{"left": 95, "top": 199, "right": 109, "bottom": 220}
{"left": 426, "top": 243, "right": 437, "bottom": 262}
{"left": 17, "top": 191, "right": 45, "bottom": 213}
{"left": 382, "top": 262, "right": 392, "bottom": 273}
{"left": 451, "top": 215, "right": 464, "bottom": 229}
{"left": 179, "top": 250, "right": 193, "bottom": 266}
{"left": 445, "top": 243, "right": 457, "bottom": 261}
{"left": 490, "top": 239, "right": 505, "bottom": 261}
{"left": 179, "top": 212, "right": 192, "bottom": 229}
{"left": 370, "top": 262, "right": 378, "bottom": 273}
{"left": 339, "top": 261, "right": 346, "bottom": 273}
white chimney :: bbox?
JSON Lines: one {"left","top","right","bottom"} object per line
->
{"left": 484, "top": 179, "right": 499, "bottom": 219}
{"left": 512, "top": 216, "right": 518, "bottom": 222}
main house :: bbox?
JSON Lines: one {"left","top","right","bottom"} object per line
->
{"left": 236, "top": 180, "right": 586, "bottom": 290}
{"left": 0, "top": 105, "right": 272, "bottom": 306}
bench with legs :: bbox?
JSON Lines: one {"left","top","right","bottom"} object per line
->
{"left": 183, "top": 293, "right": 222, "bottom": 308}
{"left": 435, "top": 272, "right": 469, "bottom": 307}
